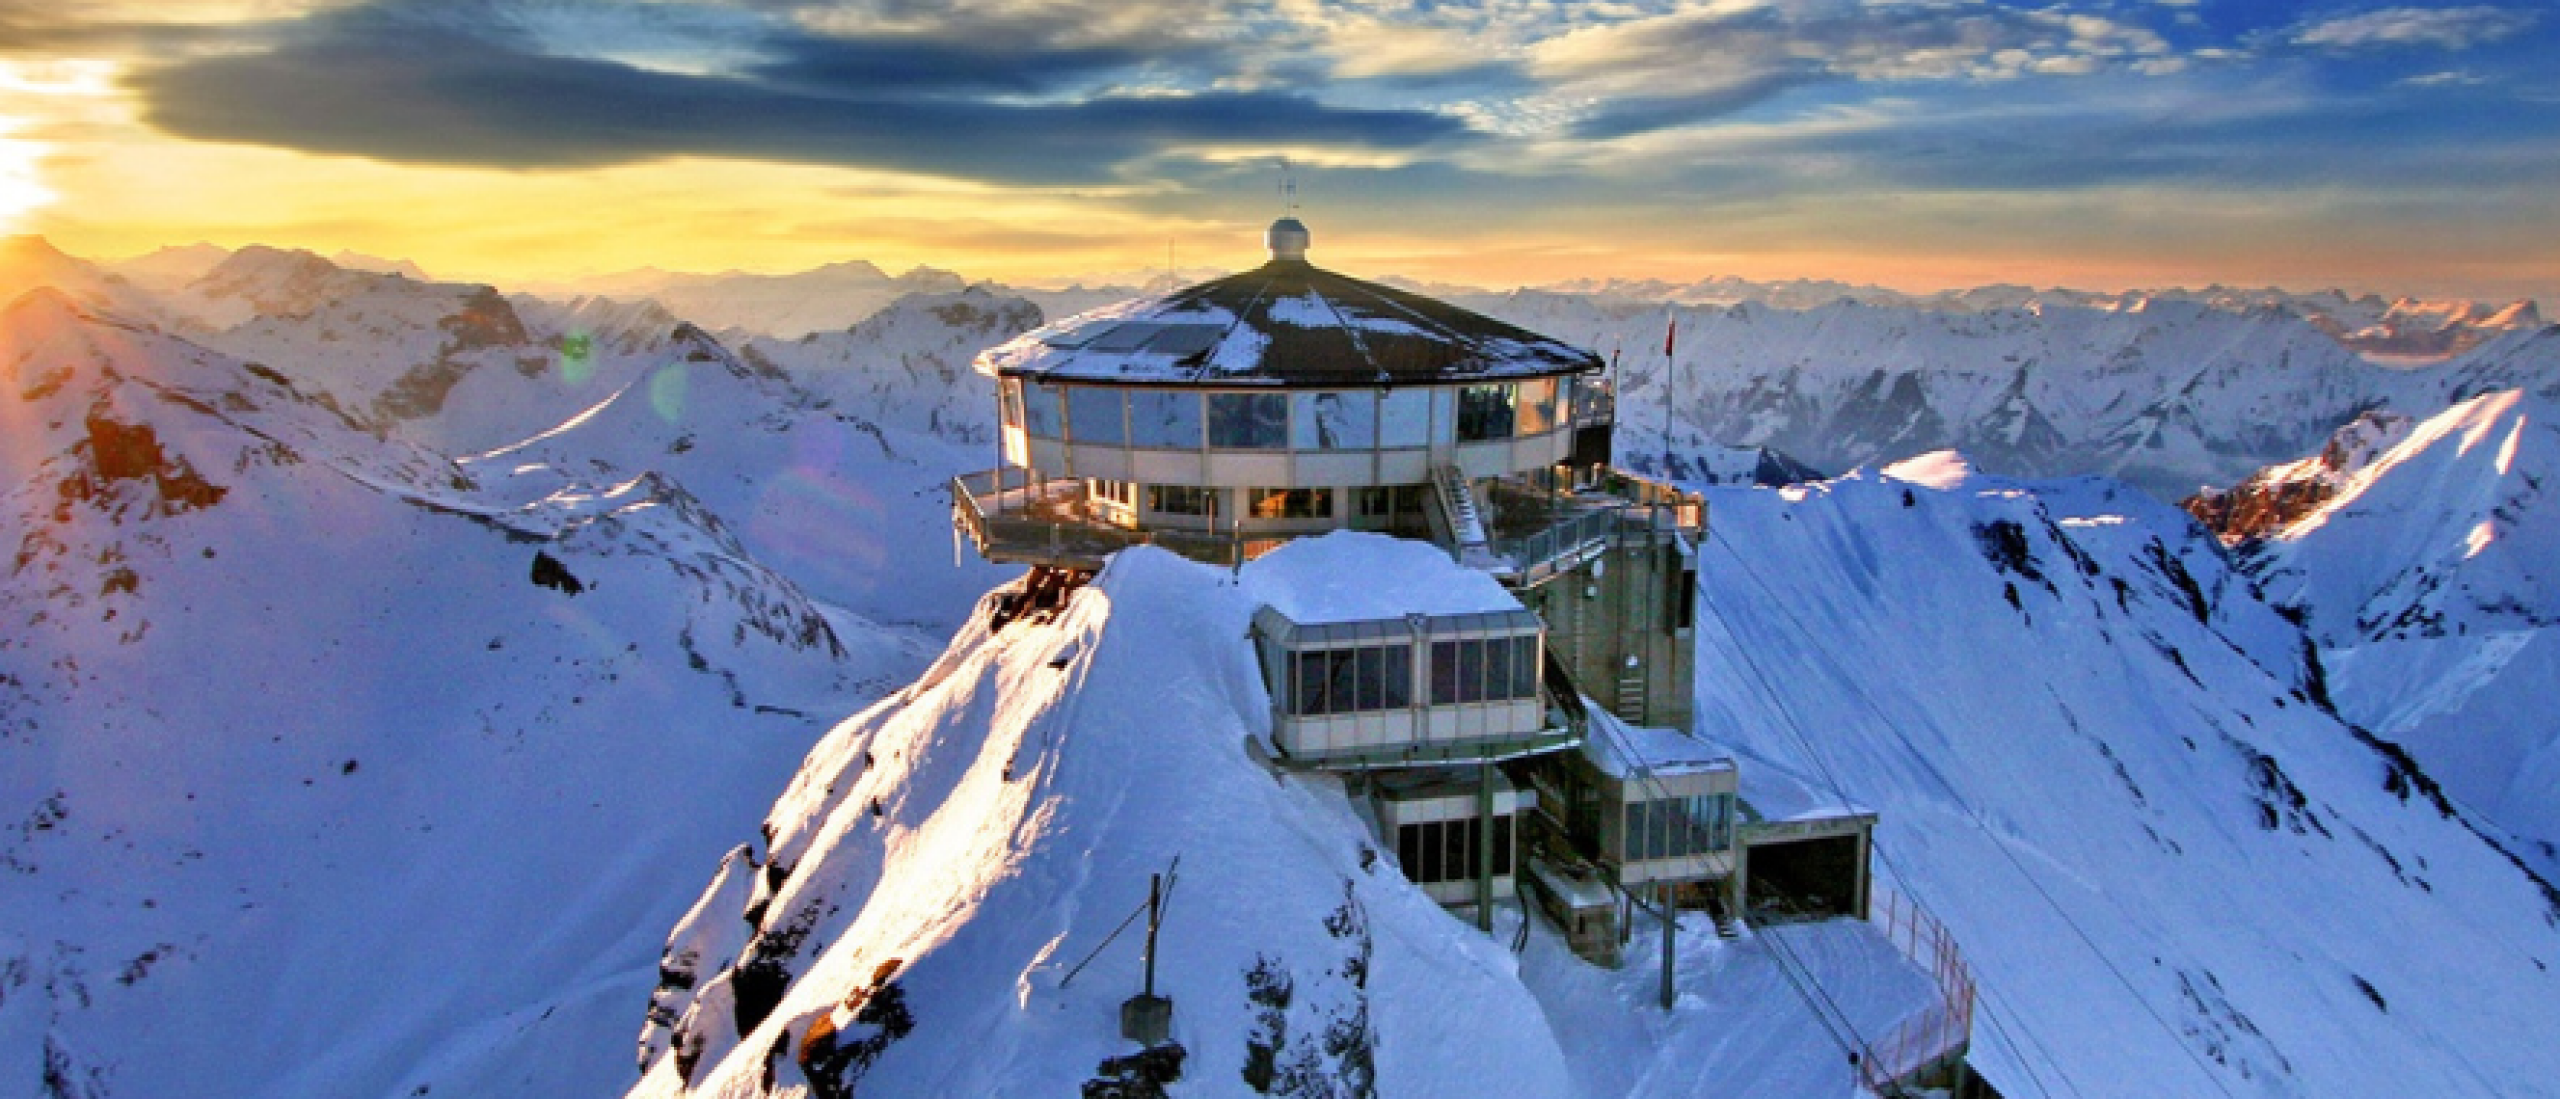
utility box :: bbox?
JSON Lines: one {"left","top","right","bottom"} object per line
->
{"left": 1120, "top": 994, "right": 1174, "bottom": 1047}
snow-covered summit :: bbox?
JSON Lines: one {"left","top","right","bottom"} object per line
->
{"left": 631, "top": 543, "right": 1574, "bottom": 1097}
{"left": 2222, "top": 389, "right": 2560, "bottom": 874}
{"left": 1694, "top": 461, "right": 2560, "bottom": 1096}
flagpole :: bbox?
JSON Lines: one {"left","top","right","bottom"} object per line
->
{"left": 1662, "top": 309, "right": 1677, "bottom": 477}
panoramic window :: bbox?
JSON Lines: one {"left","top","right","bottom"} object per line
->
{"left": 1250, "top": 487, "right": 1333, "bottom": 520}
{"left": 999, "top": 379, "right": 1024, "bottom": 429}
{"left": 1396, "top": 817, "right": 1512, "bottom": 884}
{"left": 1456, "top": 384, "right": 1515, "bottom": 442}
{"left": 1379, "top": 389, "right": 1432, "bottom": 448}
{"left": 1288, "top": 644, "right": 1412, "bottom": 716}
{"left": 1624, "top": 793, "right": 1734, "bottom": 861}
{"left": 1147, "top": 484, "right": 1221, "bottom": 517}
{"left": 1022, "top": 383, "right": 1063, "bottom": 437}
{"left": 1355, "top": 485, "right": 1426, "bottom": 519}
{"left": 1066, "top": 387, "right": 1126, "bottom": 446}
{"left": 1208, "top": 392, "right": 1288, "bottom": 449}
{"left": 1129, "top": 390, "right": 1203, "bottom": 449}
{"left": 1515, "top": 378, "right": 1558, "bottom": 435}
{"left": 1429, "top": 635, "right": 1540, "bottom": 705}
{"left": 1292, "top": 391, "right": 1376, "bottom": 450}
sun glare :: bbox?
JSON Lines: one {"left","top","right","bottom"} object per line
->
{"left": 0, "top": 60, "right": 113, "bottom": 235}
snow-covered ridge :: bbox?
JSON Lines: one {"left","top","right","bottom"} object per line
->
{"left": 2217, "top": 390, "right": 2560, "bottom": 878}
{"left": 633, "top": 542, "right": 1575, "bottom": 1097}
{"left": 1693, "top": 458, "right": 2560, "bottom": 1096}
{"left": 1, "top": 290, "right": 930, "bottom": 1097}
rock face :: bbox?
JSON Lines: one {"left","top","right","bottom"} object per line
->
{"left": 2214, "top": 390, "right": 2560, "bottom": 876}
{"left": 2181, "top": 410, "right": 2415, "bottom": 543}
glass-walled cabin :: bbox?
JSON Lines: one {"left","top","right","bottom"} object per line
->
{"left": 998, "top": 375, "right": 1588, "bottom": 536}
{"left": 1250, "top": 605, "right": 1572, "bottom": 768}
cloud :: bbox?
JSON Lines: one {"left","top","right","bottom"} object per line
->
{"left": 2293, "top": 6, "right": 2537, "bottom": 51}
{"left": 126, "top": 0, "right": 1470, "bottom": 183}
{"left": 1526, "top": 1, "right": 2186, "bottom": 138}
{"left": 2398, "top": 69, "right": 2486, "bottom": 87}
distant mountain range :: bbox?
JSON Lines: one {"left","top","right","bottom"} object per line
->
{"left": 4, "top": 235, "right": 2558, "bottom": 1095}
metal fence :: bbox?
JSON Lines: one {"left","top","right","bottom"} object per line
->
{"left": 1858, "top": 886, "right": 1977, "bottom": 1096}
{"left": 951, "top": 469, "right": 1258, "bottom": 569}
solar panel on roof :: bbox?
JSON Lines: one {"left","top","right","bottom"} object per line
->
{"left": 1143, "top": 324, "right": 1226, "bottom": 358}
{"left": 1085, "top": 323, "right": 1165, "bottom": 352}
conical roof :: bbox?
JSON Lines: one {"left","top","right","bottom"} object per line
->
{"left": 981, "top": 221, "right": 1602, "bottom": 388}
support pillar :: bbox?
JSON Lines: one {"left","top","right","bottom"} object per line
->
{"left": 1658, "top": 880, "right": 1676, "bottom": 1010}
{"left": 1476, "top": 760, "right": 1495, "bottom": 933}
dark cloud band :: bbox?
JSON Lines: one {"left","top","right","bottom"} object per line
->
{"left": 130, "top": 0, "right": 1470, "bottom": 183}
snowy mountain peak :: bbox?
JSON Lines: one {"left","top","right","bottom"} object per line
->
{"left": 2214, "top": 389, "right": 2560, "bottom": 879}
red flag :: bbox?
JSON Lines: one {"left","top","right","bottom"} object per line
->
{"left": 1663, "top": 316, "right": 1677, "bottom": 358}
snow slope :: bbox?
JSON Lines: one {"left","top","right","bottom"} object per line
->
{"left": 631, "top": 539, "right": 1574, "bottom": 1098}
{"left": 488, "top": 291, "right": 1030, "bottom": 637}
{"left": 2224, "top": 390, "right": 2560, "bottom": 874}
{"left": 0, "top": 290, "right": 929, "bottom": 1098}
{"left": 1689, "top": 456, "right": 2560, "bottom": 1097}
{"left": 629, "top": 534, "right": 1962, "bottom": 1099}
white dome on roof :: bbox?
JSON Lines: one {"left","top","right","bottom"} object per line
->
{"left": 1268, "top": 217, "right": 1310, "bottom": 262}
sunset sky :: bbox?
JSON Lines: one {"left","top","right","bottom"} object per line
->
{"left": 1, "top": 0, "right": 2552, "bottom": 298}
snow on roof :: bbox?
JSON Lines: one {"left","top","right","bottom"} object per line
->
{"left": 1683, "top": 725, "right": 1872, "bottom": 824}
{"left": 1244, "top": 531, "right": 1524, "bottom": 624}
{"left": 1580, "top": 706, "right": 1734, "bottom": 780}
{"left": 977, "top": 244, "right": 1601, "bottom": 388}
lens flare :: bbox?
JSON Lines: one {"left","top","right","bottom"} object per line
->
{"left": 648, "top": 363, "right": 687, "bottom": 423}
{"left": 558, "top": 331, "right": 595, "bottom": 387}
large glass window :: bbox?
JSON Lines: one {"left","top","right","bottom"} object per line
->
{"left": 1208, "top": 392, "right": 1288, "bottom": 449}
{"left": 1624, "top": 793, "right": 1734, "bottom": 862}
{"left": 1129, "top": 390, "right": 1202, "bottom": 449}
{"left": 1147, "top": 485, "right": 1221, "bottom": 517}
{"left": 1292, "top": 391, "right": 1375, "bottom": 450}
{"left": 1000, "top": 379, "right": 1024, "bottom": 429}
{"left": 1288, "top": 644, "right": 1411, "bottom": 716}
{"left": 1379, "top": 389, "right": 1432, "bottom": 448}
{"left": 1067, "top": 387, "right": 1126, "bottom": 445}
{"left": 1250, "top": 487, "right": 1333, "bottom": 520}
{"left": 1457, "top": 384, "right": 1515, "bottom": 442}
{"left": 1516, "top": 378, "right": 1558, "bottom": 435}
{"left": 1429, "top": 635, "right": 1540, "bottom": 705}
{"left": 1022, "top": 382, "right": 1063, "bottom": 437}
{"left": 1396, "top": 817, "right": 1512, "bottom": 885}
{"left": 1355, "top": 485, "right": 1426, "bottom": 520}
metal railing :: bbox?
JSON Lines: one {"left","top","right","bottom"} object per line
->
{"left": 1485, "top": 472, "right": 1708, "bottom": 585}
{"left": 952, "top": 463, "right": 1707, "bottom": 578}
{"left": 951, "top": 469, "right": 1260, "bottom": 570}
{"left": 1858, "top": 887, "right": 1977, "bottom": 1096}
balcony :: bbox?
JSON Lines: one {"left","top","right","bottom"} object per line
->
{"left": 949, "top": 463, "right": 1703, "bottom": 582}
{"left": 950, "top": 469, "right": 1272, "bottom": 570}
{"left": 1477, "top": 469, "right": 1707, "bottom": 587}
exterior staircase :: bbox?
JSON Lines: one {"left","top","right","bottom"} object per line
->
{"left": 1431, "top": 465, "right": 1503, "bottom": 569}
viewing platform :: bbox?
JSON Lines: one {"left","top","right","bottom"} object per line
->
{"left": 950, "top": 463, "right": 1705, "bottom": 582}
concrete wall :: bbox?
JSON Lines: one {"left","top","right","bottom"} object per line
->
{"left": 1517, "top": 531, "right": 1696, "bottom": 732}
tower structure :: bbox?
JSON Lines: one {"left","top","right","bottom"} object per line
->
{"left": 947, "top": 220, "right": 1874, "bottom": 959}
